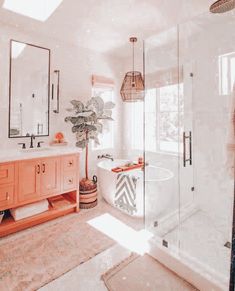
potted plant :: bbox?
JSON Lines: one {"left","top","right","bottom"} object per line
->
{"left": 65, "top": 96, "right": 115, "bottom": 208}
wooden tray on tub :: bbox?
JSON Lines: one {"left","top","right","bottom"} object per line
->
{"left": 111, "top": 163, "right": 144, "bottom": 173}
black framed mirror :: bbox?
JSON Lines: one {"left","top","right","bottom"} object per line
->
{"left": 9, "top": 40, "right": 50, "bottom": 138}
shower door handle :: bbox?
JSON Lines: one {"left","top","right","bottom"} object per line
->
{"left": 183, "top": 131, "right": 192, "bottom": 167}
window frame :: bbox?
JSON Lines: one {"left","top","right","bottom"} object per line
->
{"left": 144, "top": 83, "right": 183, "bottom": 155}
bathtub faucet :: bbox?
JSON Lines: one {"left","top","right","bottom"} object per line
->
{"left": 97, "top": 154, "right": 114, "bottom": 161}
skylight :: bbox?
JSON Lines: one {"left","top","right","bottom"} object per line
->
{"left": 3, "top": 0, "right": 63, "bottom": 22}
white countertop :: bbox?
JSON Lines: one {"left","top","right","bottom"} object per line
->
{"left": 0, "top": 146, "right": 83, "bottom": 163}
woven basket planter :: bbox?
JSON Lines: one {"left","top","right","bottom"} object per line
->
{"left": 79, "top": 176, "right": 98, "bottom": 209}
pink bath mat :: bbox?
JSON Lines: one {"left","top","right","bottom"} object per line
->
{"left": 0, "top": 213, "right": 115, "bottom": 291}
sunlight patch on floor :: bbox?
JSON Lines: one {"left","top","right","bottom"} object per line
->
{"left": 88, "top": 213, "right": 153, "bottom": 255}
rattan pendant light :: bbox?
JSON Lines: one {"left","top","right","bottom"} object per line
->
{"left": 120, "top": 37, "right": 144, "bottom": 102}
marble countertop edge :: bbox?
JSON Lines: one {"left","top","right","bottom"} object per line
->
{"left": 0, "top": 146, "right": 83, "bottom": 163}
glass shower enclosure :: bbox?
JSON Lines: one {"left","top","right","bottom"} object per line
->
{"left": 144, "top": 9, "right": 235, "bottom": 290}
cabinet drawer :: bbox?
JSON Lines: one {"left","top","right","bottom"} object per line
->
{"left": 62, "top": 155, "right": 77, "bottom": 172}
{"left": 63, "top": 172, "right": 77, "bottom": 191}
{"left": 0, "top": 185, "right": 14, "bottom": 210}
{"left": 0, "top": 163, "right": 14, "bottom": 185}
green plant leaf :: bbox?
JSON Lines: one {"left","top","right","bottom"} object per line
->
{"left": 65, "top": 97, "right": 115, "bottom": 149}
{"left": 76, "top": 140, "right": 88, "bottom": 149}
{"left": 95, "top": 122, "right": 103, "bottom": 133}
{"left": 103, "top": 109, "right": 112, "bottom": 118}
{"left": 86, "top": 96, "right": 104, "bottom": 114}
{"left": 70, "top": 100, "right": 84, "bottom": 113}
{"left": 104, "top": 101, "right": 115, "bottom": 109}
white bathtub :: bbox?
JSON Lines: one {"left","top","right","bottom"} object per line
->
{"left": 97, "top": 159, "right": 174, "bottom": 218}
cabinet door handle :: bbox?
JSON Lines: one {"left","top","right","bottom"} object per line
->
{"left": 68, "top": 179, "right": 73, "bottom": 184}
{"left": 69, "top": 161, "right": 73, "bottom": 166}
{"left": 36, "top": 164, "right": 40, "bottom": 174}
{"left": 42, "top": 163, "right": 46, "bottom": 173}
{"left": 6, "top": 192, "right": 9, "bottom": 201}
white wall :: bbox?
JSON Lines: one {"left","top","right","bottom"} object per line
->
{"left": 0, "top": 22, "right": 124, "bottom": 178}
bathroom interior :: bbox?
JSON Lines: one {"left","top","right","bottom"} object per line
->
{"left": 0, "top": 0, "right": 234, "bottom": 290}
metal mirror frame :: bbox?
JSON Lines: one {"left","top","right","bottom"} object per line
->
{"left": 8, "top": 39, "right": 51, "bottom": 138}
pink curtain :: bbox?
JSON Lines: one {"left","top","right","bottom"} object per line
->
{"left": 91, "top": 75, "right": 114, "bottom": 88}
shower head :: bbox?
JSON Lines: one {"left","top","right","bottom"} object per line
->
{"left": 210, "top": 0, "right": 235, "bottom": 13}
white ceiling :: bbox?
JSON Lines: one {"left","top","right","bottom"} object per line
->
{"left": 0, "top": 0, "right": 214, "bottom": 57}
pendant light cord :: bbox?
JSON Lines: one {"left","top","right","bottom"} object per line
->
{"left": 132, "top": 40, "right": 135, "bottom": 73}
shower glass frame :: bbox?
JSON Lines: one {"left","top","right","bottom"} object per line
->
{"left": 144, "top": 9, "right": 235, "bottom": 290}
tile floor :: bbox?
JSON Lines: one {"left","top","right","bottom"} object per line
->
{"left": 40, "top": 244, "right": 130, "bottom": 291}
{"left": 0, "top": 197, "right": 201, "bottom": 290}
{"left": 38, "top": 197, "right": 143, "bottom": 290}
{"left": 38, "top": 198, "right": 197, "bottom": 290}
{"left": 164, "top": 210, "right": 231, "bottom": 279}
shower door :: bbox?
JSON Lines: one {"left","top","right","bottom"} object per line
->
{"left": 177, "top": 10, "right": 235, "bottom": 287}
{"left": 144, "top": 8, "right": 235, "bottom": 289}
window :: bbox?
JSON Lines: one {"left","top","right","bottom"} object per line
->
{"left": 158, "top": 83, "right": 183, "bottom": 153}
{"left": 144, "top": 83, "right": 184, "bottom": 154}
{"left": 92, "top": 86, "right": 114, "bottom": 150}
{"left": 145, "top": 89, "right": 157, "bottom": 152}
{"left": 130, "top": 102, "right": 144, "bottom": 151}
{"left": 219, "top": 52, "right": 235, "bottom": 95}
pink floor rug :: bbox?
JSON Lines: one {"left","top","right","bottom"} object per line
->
{"left": 0, "top": 213, "right": 115, "bottom": 291}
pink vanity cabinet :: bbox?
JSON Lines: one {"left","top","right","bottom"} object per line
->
{"left": 18, "top": 157, "right": 61, "bottom": 202}
{"left": 0, "top": 153, "right": 80, "bottom": 237}
{"left": 0, "top": 163, "right": 16, "bottom": 210}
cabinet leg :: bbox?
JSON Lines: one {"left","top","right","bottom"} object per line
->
{"left": 76, "top": 190, "right": 80, "bottom": 213}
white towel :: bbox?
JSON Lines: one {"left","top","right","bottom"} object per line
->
{"left": 10, "top": 199, "right": 49, "bottom": 221}
{"left": 114, "top": 173, "right": 138, "bottom": 215}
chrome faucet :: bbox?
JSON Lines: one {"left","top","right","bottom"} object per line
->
{"left": 97, "top": 154, "right": 114, "bottom": 161}
{"left": 30, "top": 134, "right": 35, "bottom": 148}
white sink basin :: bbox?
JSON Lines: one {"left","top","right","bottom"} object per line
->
{"left": 20, "top": 147, "right": 52, "bottom": 153}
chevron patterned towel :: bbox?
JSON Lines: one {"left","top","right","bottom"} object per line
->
{"left": 114, "top": 173, "right": 138, "bottom": 215}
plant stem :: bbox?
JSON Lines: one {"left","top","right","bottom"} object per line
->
{"left": 85, "top": 131, "right": 88, "bottom": 180}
